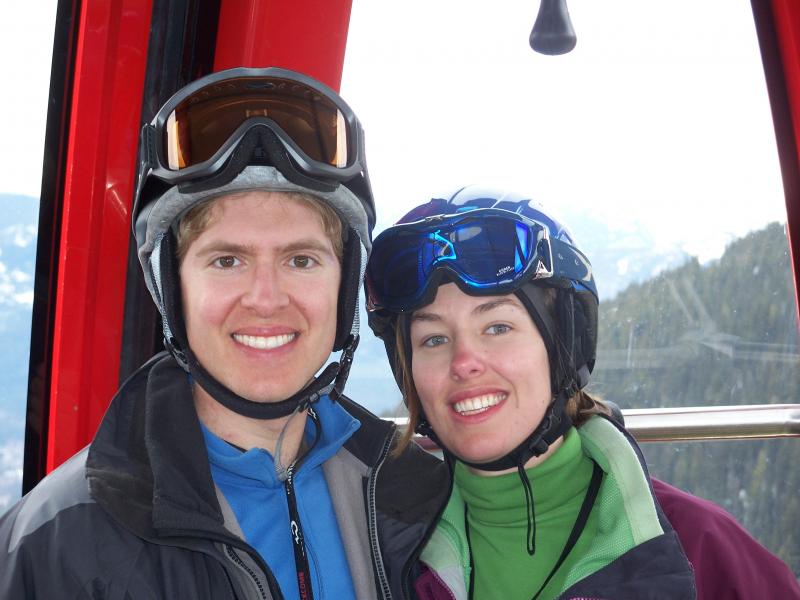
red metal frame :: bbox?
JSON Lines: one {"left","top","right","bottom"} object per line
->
{"left": 46, "top": 0, "right": 153, "bottom": 471}
{"left": 45, "top": 0, "right": 355, "bottom": 471}
{"left": 771, "top": 0, "right": 800, "bottom": 312}
{"left": 214, "top": 0, "right": 353, "bottom": 91}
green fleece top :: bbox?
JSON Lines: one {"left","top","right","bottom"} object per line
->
{"left": 456, "top": 428, "right": 596, "bottom": 599}
{"left": 420, "top": 417, "right": 666, "bottom": 600}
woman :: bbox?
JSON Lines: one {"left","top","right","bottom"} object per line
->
{"left": 365, "top": 187, "right": 800, "bottom": 599}
{"left": 366, "top": 186, "right": 694, "bottom": 599}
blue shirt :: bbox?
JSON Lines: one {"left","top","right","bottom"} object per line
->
{"left": 201, "top": 396, "right": 360, "bottom": 600}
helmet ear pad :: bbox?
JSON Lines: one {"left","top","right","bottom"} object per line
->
{"left": 334, "top": 228, "right": 363, "bottom": 351}
{"left": 159, "top": 229, "right": 189, "bottom": 355}
{"left": 514, "top": 284, "right": 560, "bottom": 394}
{"left": 573, "top": 289, "right": 597, "bottom": 387}
{"left": 515, "top": 283, "right": 598, "bottom": 392}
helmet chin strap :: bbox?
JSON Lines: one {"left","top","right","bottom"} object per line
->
{"left": 183, "top": 335, "right": 359, "bottom": 482}
{"left": 417, "top": 387, "right": 573, "bottom": 556}
{"left": 177, "top": 334, "right": 359, "bottom": 420}
{"left": 416, "top": 387, "right": 573, "bottom": 472}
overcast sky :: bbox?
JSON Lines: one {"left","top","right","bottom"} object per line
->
{"left": 0, "top": 4, "right": 57, "bottom": 199}
{"left": 341, "top": 0, "right": 786, "bottom": 263}
{"left": 1, "top": 0, "right": 787, "bottom": 264}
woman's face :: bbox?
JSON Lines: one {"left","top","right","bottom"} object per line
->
{"left": 409, "top": 283, "right": 552, "bottom": 467}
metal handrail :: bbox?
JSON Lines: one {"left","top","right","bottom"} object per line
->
{"left": 620, "top": 403, "right": 800, "bottom": 442}
{"left": 387, "top": 404, "right": 800, "bottom": 447}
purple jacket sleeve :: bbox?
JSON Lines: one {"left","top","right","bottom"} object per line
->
{"left": 652, "top": 477, "right": 800, "bottom": 600}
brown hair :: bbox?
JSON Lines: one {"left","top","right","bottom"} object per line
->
{"left": 392, "top": 287, "right": 609, "bottom": 453}
{"left": 175, "top": 190, "right": 344, "bottom": 263}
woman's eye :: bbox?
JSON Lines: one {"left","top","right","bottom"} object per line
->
{"left": 422, "top": 335, "right": 448, "bottom": 348}
{"left": 289, "top": 255, "right": 317, "bottom": 269}
{"left": 214, "top": 255, "right": 240, "bottom": 268}
{"left": 487, "top": 323, "right": 511, "bottom": 335}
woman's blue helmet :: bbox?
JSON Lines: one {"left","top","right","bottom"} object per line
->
{"left": 366, "top": 186, "right": 600, "bottom": 557}
{"left": 367, "top": 185, "right": 598, "bottom": 401}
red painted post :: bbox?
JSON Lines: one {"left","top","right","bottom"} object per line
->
{"left": 46, "top": 0, "right": 153, "bottom": 471}
{"left": 213, "top": 0, "right": 353, "bottom": 91}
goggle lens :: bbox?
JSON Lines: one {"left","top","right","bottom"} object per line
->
{"left": 163, "top": 77, "right": 349, "bottom": 170}
{"left": 368, "top": 214, "right": 537, "bottom": 311}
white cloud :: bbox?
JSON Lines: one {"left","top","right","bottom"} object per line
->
{"left": 10, "top": 270, "right": 31, "bottom": 284}
{"left": 13, "top": 291, "right": 34, "bottom": 306}
{"left": 0, "top": 259, "right": 34, "bottom": 306}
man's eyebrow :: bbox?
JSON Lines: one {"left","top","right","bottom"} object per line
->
{"left": 193, "top": 238, "right": 335, "bottom": 257}
{"left": 194, "top": 241, "right": 256, "bottom": 256}
{"left": 281, "top": 239, "right": 336, "bottom": 256}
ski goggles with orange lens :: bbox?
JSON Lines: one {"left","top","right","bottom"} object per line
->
{"left": 139, "top": 67, "right": 367, "bottom": 186}
{"left": 366, "top": 209, "right": 596, "bottom": 313}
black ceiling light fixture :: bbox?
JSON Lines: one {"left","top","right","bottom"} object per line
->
{"left": 530, "top": 0, "right": 577, "bottom": 55}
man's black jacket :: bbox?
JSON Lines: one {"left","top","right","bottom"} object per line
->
{"left": 0, "top": 353, "right": 449, "bottom": 599}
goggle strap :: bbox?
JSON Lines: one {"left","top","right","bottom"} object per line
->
{"left": 142, "top": 124, "right": 157, "bottom": 170}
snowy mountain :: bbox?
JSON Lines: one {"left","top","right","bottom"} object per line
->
{"left": 556, "top": 209, "right": 691, "bottom": 301}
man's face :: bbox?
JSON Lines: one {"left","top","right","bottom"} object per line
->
{"left": 179, "top": 191, "right": 341, "bottom": 403}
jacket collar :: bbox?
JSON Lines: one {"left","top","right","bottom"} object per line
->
{"left": 87, "top": 353, "right": 226, "bottom": 541}
{"left": 86, "top": 352, "right": 404, "bottom": 542}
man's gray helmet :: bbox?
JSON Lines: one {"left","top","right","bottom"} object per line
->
{"left": 133, "top": 67, "right": 375, "bottom": 420}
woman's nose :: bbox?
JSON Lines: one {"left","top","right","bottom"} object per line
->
{"left": 449, "top": 338, "right": 485, "bottom": 381}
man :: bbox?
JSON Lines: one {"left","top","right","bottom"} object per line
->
{"left": 0, "top": 67, "right": 448, "bottom": 599}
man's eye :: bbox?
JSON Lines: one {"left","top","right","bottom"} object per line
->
{"left": 214, "top": 256, "right": 240, "bottom": 268}
{"left": 290, "top": 255, "right": 317, "bottom": 268}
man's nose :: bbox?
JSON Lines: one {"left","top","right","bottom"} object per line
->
{"left": 240, "top": 263, "right": 290, "bottom": 313}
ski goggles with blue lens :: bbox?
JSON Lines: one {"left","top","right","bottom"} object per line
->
{"left": 365, "top": 208, "right": 596, "bottom": 313}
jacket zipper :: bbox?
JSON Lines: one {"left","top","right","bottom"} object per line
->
{"left": 225, "top": 544, "right": 270, "bottom": 600}
{"left": 368, "top": 431, "right": 396, "bottom": 600}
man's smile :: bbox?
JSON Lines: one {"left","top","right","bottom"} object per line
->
{"left": 232, "top": 332, "right": 297, "bottom": 350}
